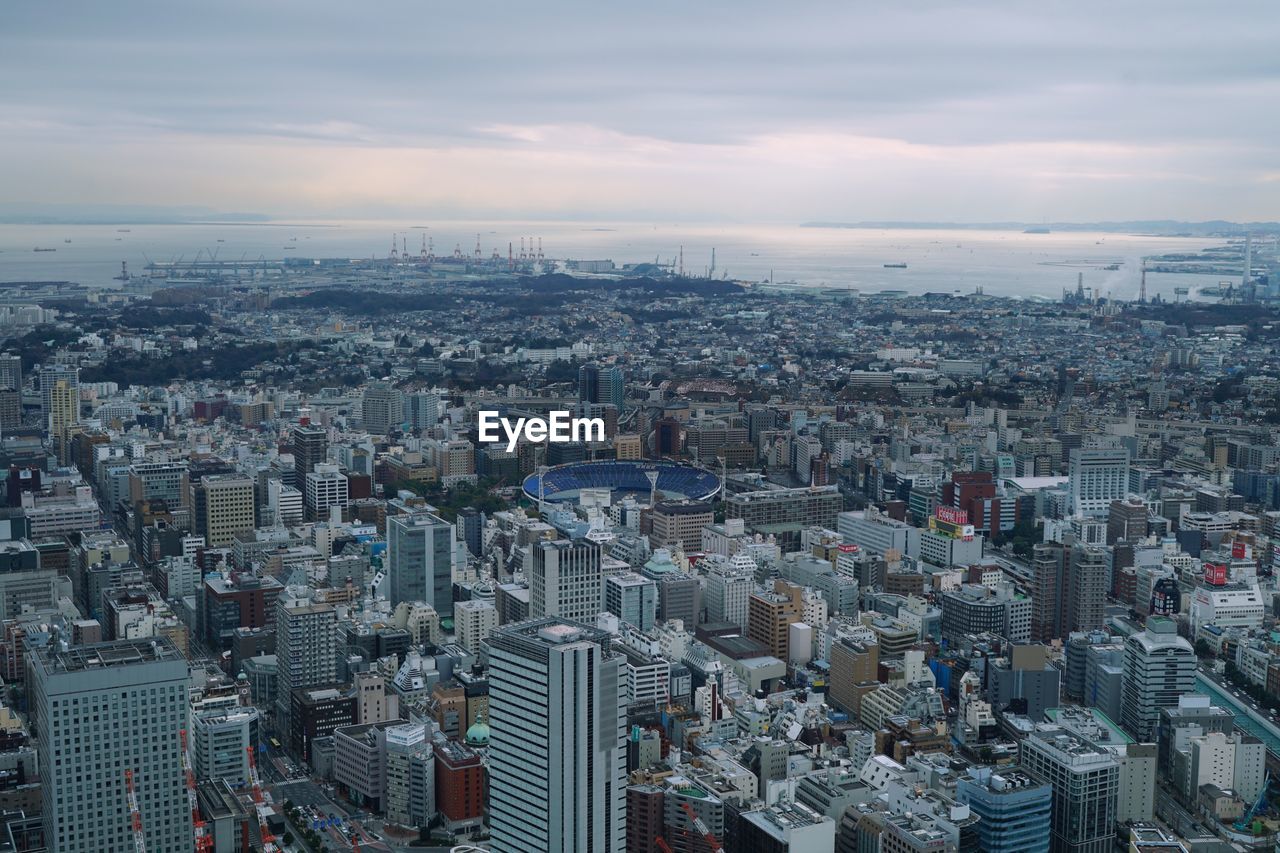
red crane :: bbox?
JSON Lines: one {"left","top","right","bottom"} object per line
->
{"left": 124, "top": 769, "right": 146, "bottom": 853}
{"left": 681, "top": 801, "right": 726, "bottom": 853}
{"left": 179, "top": 730, "right": 213, "bottom": 852}
{"left": 245, "top": 746, "right": 278, "bottom": 851}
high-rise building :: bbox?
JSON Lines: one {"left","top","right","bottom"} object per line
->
{"left": 955, "top": 766, "right": 1052, "bottom": 853}
{"left": 747, "top": 580, "right": 803, "bottom": 660}
{"left": 703, "top": 552, "right": 754, "bottom": 628}
{"left": 607, "top": 365, "right": 625, "bottom": 411}
{"left": 487, "top": 618, "right": 626, "bottom": 852}
{"left": 30, "top": 638, "right": 192, "bottom": 853}
{"left": 0, "top": 354, "right": 22, "bottom": 392}
{"left": 1121, "top": 616, "right": 1196, "bottom": 741}
{"left": 387, "top": 510, "right": 456, "bottom": 616}
{"left": 1019, "top": 724, "right": 1119, "bottom": 853}
{"left": 1106, "top": 497, "right": 1148, "bottom": 544}
{"left": 47, "top": 377, "right": 78, "bottom": 465}
{"left": 274, "top": 587, "right": 337, "bottom": 735}
{"left": 649, "top": 500, "right": 714, "bottom": 553}
{"left": 454, "top": 598, "right": 499, "bottom": 654}
{"left": 305, "top": 462, "right": 349, "bottom": 521}
{"left": 407, "top": 392, "right": 440, "bottom": 430}
{"left": 362, "top": 382, "right": 404, "bottom": 435}
{"left": 578, "top": 363, "right": 601, "bottom": 404}
{"left": 1069, "top": 447, "right": 1129, "bottom": 518}
{"left": 193, "top": 473, "right": 256, "bottom": 548}
{"left": 190, "top": 707, "right": 259, "bottom": 786}
{"left": 604, "top": 572, "right": 657, "bottom": 631}
{"left": 38, "top": 363, "right": 77, "bottom": 418}
{"left": 384, "top": 722, "right": 436, "bottom": 830}
{"left": 292, "top": 424, "right": 329, "bottom": 479}
{"left": 530, "top": 538, "right": 603, "bottom": 624}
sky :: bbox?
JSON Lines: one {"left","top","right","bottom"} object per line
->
{"left": 2, "top": 1, "right": 1278, "bottom": 223}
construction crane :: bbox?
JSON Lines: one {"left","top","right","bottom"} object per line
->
{"left": 124, "top": 769, "right": 146, "bottom": 853}
{"left": 681, "top": 801, "right": 725, "bottom": 853}
{"left": 655, "top": 837, "right": 675, "bottom": 853}
{"left": 180, "top": 730, "right": 213, "bottom": 853}
{"left": 246, "top": 746, "right": 279, "bottom": 852}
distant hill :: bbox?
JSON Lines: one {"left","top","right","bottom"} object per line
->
{"left": 801, "top": 220, "right": 1280, "bottom": 236}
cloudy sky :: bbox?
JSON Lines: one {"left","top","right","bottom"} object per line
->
{"left": 2, "top": 1, "right": 1277, "bottom": 222}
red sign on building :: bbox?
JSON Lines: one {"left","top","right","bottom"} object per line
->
{"left": 1203, "top": 562, "right": 1228, "bottom": 586}
{"left": 935, "top": 506, "right": 970, "bottom": 526}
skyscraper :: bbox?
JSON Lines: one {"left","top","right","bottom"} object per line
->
{"left": 530, "top": 538, "right": 604, "bottom": 623}
{"left": 1019, "top": 724, "right": 1119, "bottom": 853}
{"left": 30, "top": 638, "right": 192, "bottom": 853}
{"left": 1121, "top": 616, "right": 1196, "bottom": 741}
{"left": 38, "top": 363, "right": 77, "bottom": 417}
{"left": 955, "top": 766, "right": 1052, "bottom": 853}
{"left": 607, "top": 365, "right": 625, "bottom": 411}
{"left": 47, "top": 377, "right": 77, "bottom": 466}
{"left": 362, "top": 381, "right": 404, "bottom": 435}
{"left": 578, "top": 363, "right": 601, "bottom": 404}
{"left": 292, "top": 424, "right": 329, "bottom": 480}
{"left": 488, "top": 618, "right": 626, "bottom": 852}
{"left": 387, "top": 510, "right": 456, "bottom": 616}
{"left": 0, "top": 354, "right": 22, "bottom": 392}
{"left": 1069, "top": 447, "right": 1129, "bottom": 518}
{"left": 192, "top": 473, "right": 256, "bottom": 548}
{"left": 274, "top": 587, "right": 337, "bottom": 734}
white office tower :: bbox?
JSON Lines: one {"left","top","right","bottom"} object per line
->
{"left": 1121, "top": 615, "right": 1196, "bottom": 741}
{"left": 703, "top": 551, "right": 755, "bottom": 629}
{"left": 454, "top": 597, "right": 499, "bottom": 654}
{"left": 1069, "top": 447, "right": 1129, "bottom": 518}
{"left": 30, "top": 638, "right": 192, "bottom": 853}
{"left": 274, "top": 587, "right": 337, "bottom": 734}
{"left": 488, "top": 619, "right": 626, "bottom": 853}
{"left": 530, "top": 538, "right": 604, "bottom": 623}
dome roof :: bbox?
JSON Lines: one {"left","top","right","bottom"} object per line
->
{"left": 464, "top": 716, "right": 490, "bottom": 746}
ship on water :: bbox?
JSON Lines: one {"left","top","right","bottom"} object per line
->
{"left": 883, "top": 262, "right": 907, "bottom": 269}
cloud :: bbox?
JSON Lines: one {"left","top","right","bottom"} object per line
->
{"left": 1, "top": 0, "right": 1277, "bottom": 220}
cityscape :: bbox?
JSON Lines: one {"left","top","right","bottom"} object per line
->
{"left": 4, "top": 3, "right": 1280, "bottom": 853}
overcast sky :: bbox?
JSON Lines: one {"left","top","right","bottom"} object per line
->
{"left": 2, "top": 1, "right": 1277, "bottom": 222}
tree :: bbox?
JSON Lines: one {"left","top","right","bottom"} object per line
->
{"left": 1194, "top": 638, "right": 1214, "bottom": 658}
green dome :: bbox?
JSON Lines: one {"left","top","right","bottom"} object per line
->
{"left": 464, "top": 716, "right": 490, "bottom": 746}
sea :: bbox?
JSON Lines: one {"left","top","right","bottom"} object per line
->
{"left": 0, "top": 220, "right": 1238, "bottom": 301}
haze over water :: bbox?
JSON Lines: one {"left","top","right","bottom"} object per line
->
{"left": 0, "top": 220, "right": 1232, "bottom": 301}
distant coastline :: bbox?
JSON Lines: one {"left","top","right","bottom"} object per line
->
{"left": 801, "top": 220, "right": 1280, "bottom": 236}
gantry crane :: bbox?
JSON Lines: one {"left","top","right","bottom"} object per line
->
{"left": 124, "top": 769, "right": 146, "bottom": 853}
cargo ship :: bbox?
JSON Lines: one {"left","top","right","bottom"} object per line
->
{"left": 883, "top": 262, "right": 907, "bottom": 269}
